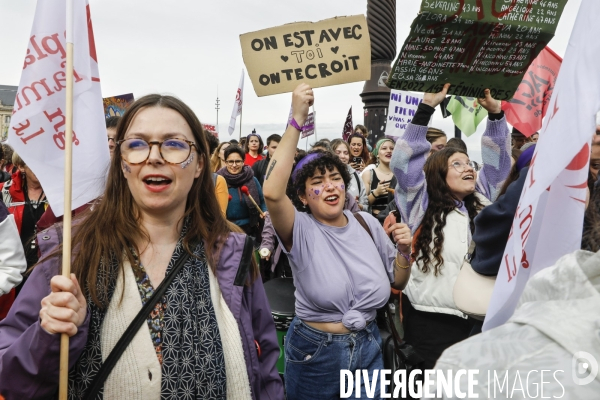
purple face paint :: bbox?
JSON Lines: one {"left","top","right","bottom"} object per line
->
{"left": 181, "top": 153, "right": 194, "bottom": 169}
{"left": 314, "top": 189, "right": 320, "bottom": 195}
{"left": 340, "top": 184, "right": 345, "bottom": 190}
{"left": 122, "top": 161, "right": 131, "bottom": 173}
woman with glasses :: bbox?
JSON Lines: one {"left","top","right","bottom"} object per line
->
{"left": 217, "top": 146, "right": 267, "bottom": 240}
{"left": 243, "top": 133, "right": 264, "bottom": 167}
{"left": 390, "top": 84, "right": 511, "bottom": 369}
{"left": 0, "top": 95, "right": 282, "bottom": 399}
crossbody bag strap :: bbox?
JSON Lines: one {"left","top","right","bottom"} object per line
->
{"left": 84, "top": 241, "right": 196, "bottom": 399}
{"left": 353, "top": 212, "right": 373, "bottom": 240}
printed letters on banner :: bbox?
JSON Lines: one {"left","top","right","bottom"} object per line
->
{"left": 483, "top": 0, "right": 598, "bottom": 331}
{"left": 9, "top": 0, "right": 108, "bottom": 217}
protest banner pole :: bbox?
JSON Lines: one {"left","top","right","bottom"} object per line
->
{"left": 239, "top": 109, "right": 243, "bottom": 140}
{"left": 59, "top": 0, "right": 75, "bottom": 398}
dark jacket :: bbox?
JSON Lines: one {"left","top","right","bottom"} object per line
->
{"left": 471, "top": 167, "right": 529, "bottom": 276}
{"left": 252, "top": 157, "right": 270, "bottom": 187}
{"left": 0, "top": 226, "right": 283, "bottom": 399}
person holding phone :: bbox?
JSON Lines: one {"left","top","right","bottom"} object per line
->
{"left": 347, "top": 132, "right": 370, "bottom": 173}
{"left": 363, "top": 138, "right": 397, "bottom": 217}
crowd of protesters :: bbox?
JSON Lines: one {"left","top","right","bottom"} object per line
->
{"left": 0, "top": 81, "right": 598, "bottom": 399}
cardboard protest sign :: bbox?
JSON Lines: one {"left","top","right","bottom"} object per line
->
{"left": 103, "top": 93, "right": 134, "bottom": 118}
{"left": 446, "top": 96, "right": 487, "bottom": 136}
{"left": 240, "top": 15, "right": 371, "bottom": 96}
{"left": 502, "top": 47, "right": 562, "bottom": 136}
{"left": 384, "top": 90, "right": 423, "bottom": 138}
{"left": 387, "top": 0, "right": 567, "bottom": 100}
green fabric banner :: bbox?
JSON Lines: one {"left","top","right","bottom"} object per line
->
{"left": 446, "top": 96, "right": 488, "bottom": 137}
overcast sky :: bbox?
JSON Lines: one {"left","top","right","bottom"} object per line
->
{"left": 0, "top": 0, "right": 583, "bottom": 159}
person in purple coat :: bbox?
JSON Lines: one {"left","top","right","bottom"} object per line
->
{"left": 263, "top": 84, "right": 413, "bottom": 399}
{"left": 0, "top": 94, "right": 282, "bottom": 399}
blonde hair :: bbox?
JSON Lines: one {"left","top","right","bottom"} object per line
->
{"left": 12, "top": 152, "right": 25, "bottom": 168}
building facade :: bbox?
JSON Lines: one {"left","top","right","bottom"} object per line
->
{"left": 0, "top": 85, "right": 17, "bottom": 142}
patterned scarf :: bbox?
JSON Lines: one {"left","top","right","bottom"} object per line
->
{"left": 67, "top": 229, "right": 226, "bottom": 399}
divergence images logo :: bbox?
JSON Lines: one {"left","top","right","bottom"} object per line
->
{"left": 572, "top": 351, "right": 599, "bottom": 386}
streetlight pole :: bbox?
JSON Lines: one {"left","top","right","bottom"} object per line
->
{"left": 215, "top": 87, "right": 220, "bottom": 129}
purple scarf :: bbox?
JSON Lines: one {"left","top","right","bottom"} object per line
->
{"left": 216, "top": 165, "right": 260, "bottom": 211}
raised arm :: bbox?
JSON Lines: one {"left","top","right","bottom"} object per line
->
{"left": 391, "top": 83, "right": 450, "bottom": 233}
{"left": 262, "top": 84, "right": 313, "bottom": 251}
{"left": 476, "top": 89, "right": 512, "bottom": 202}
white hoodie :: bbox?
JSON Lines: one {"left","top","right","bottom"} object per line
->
{"left": 434, "top": 250, "right": 600, "bottom": 399}
{"left": 0, "top": 214, "right": 26, "bottom": 295}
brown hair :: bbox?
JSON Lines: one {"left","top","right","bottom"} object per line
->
{"left": 425, "top": 128, "right": 447, "bottom": 144}
{"left": 210, "top": 142, "right": 231, "bottom": 172}
{"left": 45, "top": 94, "right": 245, "bottom": 307}
{"left": 347, "top": 133, "right": 370, "bottom": 162}
{"left": 354, "top": 124, "right": 368, "bottom": 137}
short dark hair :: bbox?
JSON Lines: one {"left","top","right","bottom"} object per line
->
{"left": 105, "top": 116, "right": 120, "bottom": 129}
{"left": 205, "top": 131, "right": 220, "bottom": 155}
{"left": 286, "top": 151, "right": 351, "bottom": 213}
{"left": 446, "top": 137, "right": 468, "bottom": 153}
{"left": 224, "top": 145, "right": 245, "bottom": 161}
{"left": 311, "top": 139, "right": 332, "bottom": 153}
{"left": 229, "top": 139, "right": 239, "bottom": 145}
{"left": 266, "top": 134, "right": 282, "bottom": 146}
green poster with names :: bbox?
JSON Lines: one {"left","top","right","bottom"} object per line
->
{"left": 386, "top": 0, "right": 568, "bottom": 101}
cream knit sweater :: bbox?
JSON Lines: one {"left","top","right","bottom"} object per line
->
{"left": 99, "top": 261, "right": 252, "bottom": 399}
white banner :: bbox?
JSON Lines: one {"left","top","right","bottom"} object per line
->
{"left": 384, "top": 90, "right": 423, "bottom": 138}
{"left": 483, "top": 0, "right": 598, "bottom": 331}
{"left": 8, "top": 0, "right": 108, "bottom": 217}
{"left": 228, "top": 69, "right": 244, "bottom": 135}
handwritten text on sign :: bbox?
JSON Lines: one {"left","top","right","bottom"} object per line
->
{"left": 240, "top": 15, "right": 371, "bottom": 96}
{"left": 384, "top": 90, "right": 423, "bottom": 138}
{"left": 387, "top": 0, "right": 567, "bottom": 100}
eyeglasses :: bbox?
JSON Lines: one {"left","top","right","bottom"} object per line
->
{"left": 107, "top": 137, "right": 116, "bottom": 143}
{"left": 226, "top": 159, "right": 244, "bottom": 166}
{"left": 117, "top": 138, "right": 197, "bottom": 165}
{"left": 449, "top": 160, "right": 480, "bottom": 173}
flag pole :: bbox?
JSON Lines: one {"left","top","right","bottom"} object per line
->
{"left": 59, "top": 0, "right": 75, "bottom": 398}
{"left": 239, "top": 108, "right": 243, "bottom": 140}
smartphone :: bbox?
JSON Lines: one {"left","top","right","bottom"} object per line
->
{"left": 352, "top": 156, "right": 363, "bottom": 164}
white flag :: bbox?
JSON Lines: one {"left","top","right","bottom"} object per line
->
{"left": 483, "top": 0, "right": 598, "bottom": 331}
{"left": 228, "top": 69, "right": 244, "bottom": 135}
{"left": 8, "top": 0, "right": 108, "bottom": 217}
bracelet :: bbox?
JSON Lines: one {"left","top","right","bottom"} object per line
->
{"left": 289, "top": 118, "right": 302, "bottom": 131}
{"left": 397, "top": 248, "right": 411, "bottom": 263}
{"left": 394, "top": 254, "right": 410, "bottom": 269}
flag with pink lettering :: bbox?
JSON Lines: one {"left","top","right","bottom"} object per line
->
{"left": 483, "top": 0, "right": 597, "bottom": 331}
{"left": 342, "top": 107, "right": 353, "bottom": 141}
{"left": 8, "top": 0, "right": 108, "bottom": 217}
{"left": 501, "top": 47, "right": 562, "bottom": 137}
{"left": 228, "top": 69, "right": 244, "bottom": 135}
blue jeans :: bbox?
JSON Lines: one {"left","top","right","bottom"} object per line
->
{"left": 284, "top": 317, "right": 383, "bottom": 400}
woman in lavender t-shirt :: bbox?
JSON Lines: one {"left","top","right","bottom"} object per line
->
{"left": 263, "top": 84, "right": 413, "bottom": 399}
